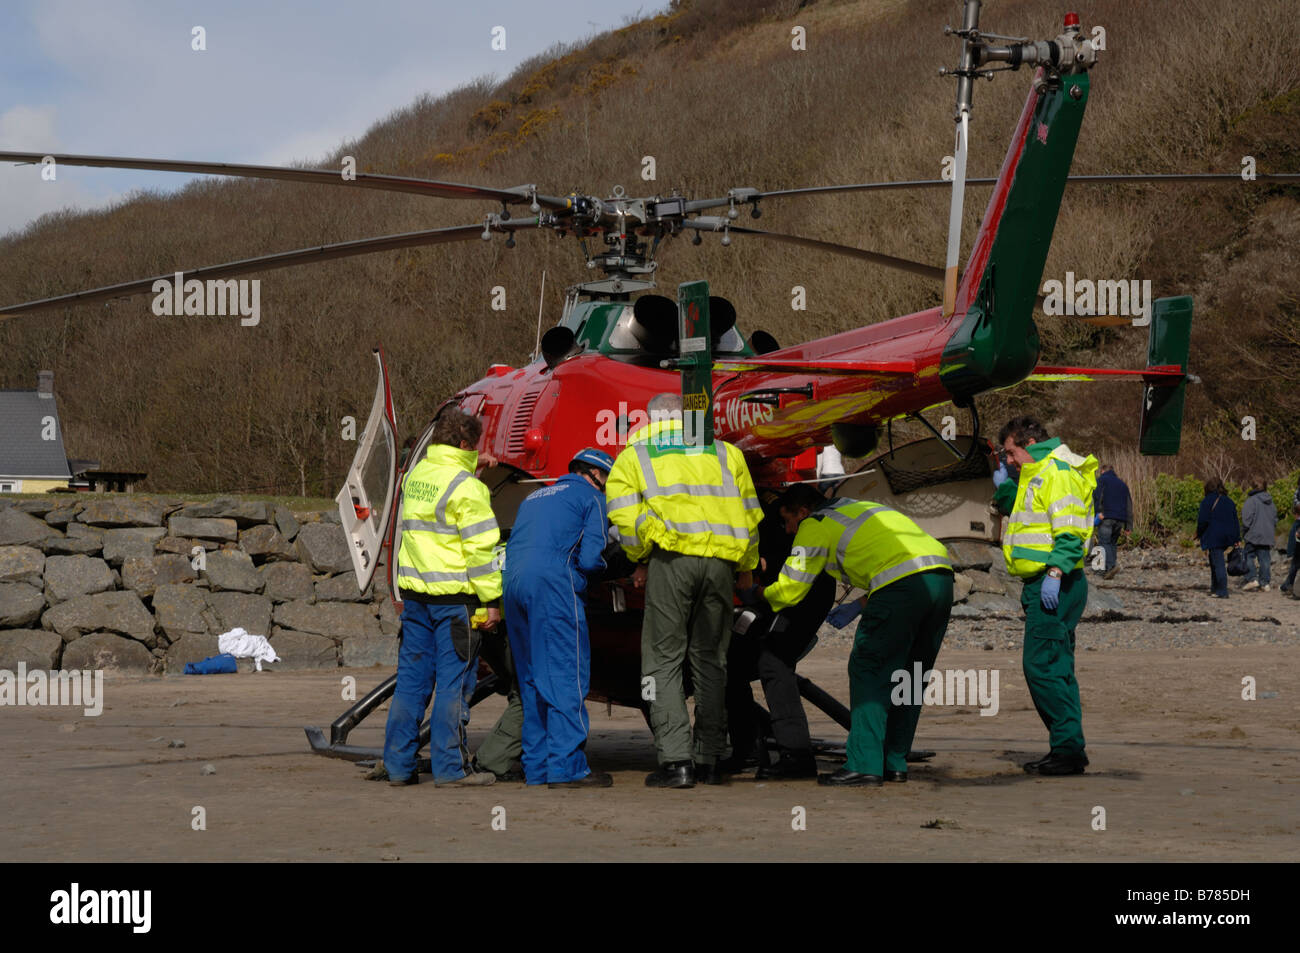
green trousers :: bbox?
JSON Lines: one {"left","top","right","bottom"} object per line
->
{"left": 642, "top": 550, "right": 734, "bottom": 766}
{"left": 847, "top": 570, "right": 953, "bottom": 776}
{"left": 1020, "top": 569, "right": 1087, "bottom": 754}
{"left": 473, "top": 627, "right": 524, "bottom": 775}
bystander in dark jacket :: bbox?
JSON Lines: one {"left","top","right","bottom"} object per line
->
{"left": 1195, "top": 480, "right": 1239, "bottom": 598}
{"left": 1282, "top": 504, "right": 1300, "bottom": 597}
{"left": 1092, "top": 464, "right": 1132, "bottom": 577}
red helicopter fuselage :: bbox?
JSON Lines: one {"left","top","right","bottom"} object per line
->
{"left": 449, "top": 62, "right": 1078, "bottom": 488}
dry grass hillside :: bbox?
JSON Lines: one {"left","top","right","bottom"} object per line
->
{"left": 1, "top": 0, "right": 1298, "bottom": 493}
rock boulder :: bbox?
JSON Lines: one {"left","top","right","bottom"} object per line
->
{"left": 43, "top": 504, "right": 81, "bottom": 528}
{"left": 177, "top": 498, "right": 270, "bottom": 526}
{"left": 274, "top": 506, "right": 300, "bottom": 542}
{"left": 295, "top": 522, "right": 352, "bottom": 574}
{"left": 202, "top": 550, "right": 264, "bottom": 594}
{"left": 0, "top": 629, "right": 62, "bottom": 669}
{"left": 952, "top": 572, "right": 973, "bottom": 604}
{"left": 152, "top": 585, "right": 210, "bottom": 641}
{"left": 269, "top": 628, "right": 339, "bottom": 669}
{"left": 966, "top": 569, "right": 1008, "bottom": 595}
{"left": 0, "top": 507, "right": 60, "bottom": 547}
{"left": 0, "top": 582, "right": 46, "bottom": 628}
{"left": 102, "top": 527, "right": 167, "bottom": 567}
{"left": 315, "top": 571, "right": 370, "bottom": 602}
{"left": 239, "top": 524, "right": 295, "bottom": 562}
{"left": 341, "top": 635, "right": 398, "bottom": 667}
{"left": 944, "top": 540, "right": 996, "bottom": 573}
{"left": 76, "top": 499, "right": 165, "bottom": 528}
{"left": 205, "top": 591, "right": 273, "bottom": 637}
{"left": 259, "top": 561, "right": 314, "bottom": 603}
{"left": 43, "top": 535, "right": 102, "bottom": 557}
{"left": 44, "top": 554, "right": 115, "bottom": 603}
{"left": 0, "top": 545, "right": 44, "bottom": 587}
{"left": 43, "top": 590, "right": 156, "bottom": 643}
{"left": 272, "top": 600, "right": 380, "bottom": 642}
{"left": 168, "top": 517, "right": 238, "bottom": 542}
{"left": 61, "top": 632, "right": 153, "bottom": 673}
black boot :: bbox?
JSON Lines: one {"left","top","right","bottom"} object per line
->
{"left": 817, "top": 767, "right": 883, "bottom": 787}
{"left": 645, "top": 761, "right": 695, "bottom": 788}
{"left": 717, "top": 746, "right": 760, "bottom": 774}
{"left": 756, "top": 750, "right": 818, "bottom": 780}
{"left": 694, "top": 762, "right": 728, "bottom": 785}
{"left": 1025, "top": 750, "right": 1088, "bottom": 776}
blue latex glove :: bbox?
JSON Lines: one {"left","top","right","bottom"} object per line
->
{"left": 739, "top": 585, "right": 762, "bottom": 607}
{"left": 1040, "top": 573, "right": 1060, "bottom": 610}
{"left": 1094, "top": 515, "right": 1102, "bottom": 526}
{"left": 827, "top": 601, "right": 863, "bottom": 629}
{"left": 992, "top": 462, "right": 1009, "bottom": 487}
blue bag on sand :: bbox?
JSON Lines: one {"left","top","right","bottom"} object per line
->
{"left": 184, "top": 653, "right": 238, "bottom": 675}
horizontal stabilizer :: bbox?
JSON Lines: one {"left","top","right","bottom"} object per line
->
{"left": 713, "top": 357, "right": 917, "bottom": 376}
{"left": 1027, "top": 363, "right": 1184, "bottom": 383}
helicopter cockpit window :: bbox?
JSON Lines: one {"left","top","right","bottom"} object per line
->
{"left": 560, "top": 309, "right": 586, "bottom": 336}
{"left": 714, "top": 325, "right": 747, "bottom": 354}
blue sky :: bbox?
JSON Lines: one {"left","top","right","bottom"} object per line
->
{"left": 0, "top": 0, "right": 663, "bottom": 236}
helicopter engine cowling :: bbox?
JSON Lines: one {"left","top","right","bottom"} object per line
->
{"left": 630, "top": 293, "right": 738, "bottom": 355}
{"left": 540, "top": 326, "right": 583, "bottom": 369}
{"left": 630, "top": 294, "right": 678, "bottom": 355}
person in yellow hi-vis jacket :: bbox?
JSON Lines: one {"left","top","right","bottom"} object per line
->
{"left": 382, "top": 409, "right": 502, "bottom": 787}
{"left": 991, "top": 415, "right": 1098, "bottom": 776}
{"left": 605, "top": 393, "right": 763, "bottom": 789}
{"left": 765, "top": 484, "right": 953, "bottom": 787}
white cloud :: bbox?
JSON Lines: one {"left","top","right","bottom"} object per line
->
{"left": 0, "top": 104, "right": 58, "bottom": 148}
{"left": 0, "top": 103, "right": 114, "bottom": 239}
{"left": 0, "top": 0, "right": 662, "bottom": 234}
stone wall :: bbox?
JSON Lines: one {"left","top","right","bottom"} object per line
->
{"left": 0, "top": 497, "right": 399, "bottom": 674}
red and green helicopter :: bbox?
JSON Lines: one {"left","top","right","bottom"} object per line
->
{"left": 3, "top": 3, "right": 1294, "bottom": 760}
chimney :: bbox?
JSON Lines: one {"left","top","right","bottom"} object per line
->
{"left": 37, "top": 370, "right": 54, "bottom": 399}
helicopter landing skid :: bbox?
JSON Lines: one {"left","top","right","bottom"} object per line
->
{"left": 304, "top": 671, "right": 500, "bottom": 762}
{"left": 796, "top": 676, "right": 935, "bottom": 766}
{"left": 306, "top": 671, "right": 937, "bottom": 765}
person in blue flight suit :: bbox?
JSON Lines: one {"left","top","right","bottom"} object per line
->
{"left": 504, "top": 448, "right": 616, "bottom": 789}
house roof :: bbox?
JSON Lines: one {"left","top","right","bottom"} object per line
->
{"left": 0, "top": 390, "right": 72, "bottom": 479}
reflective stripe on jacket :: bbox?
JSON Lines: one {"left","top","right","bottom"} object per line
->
{"left": 605, "top": 417, "right": 762, "bottom": 570}
{"left": 396, "top": 443, "right": 503, "bottom": 603}
{"left": 1001, "top": 440, "right": 1098, "bottom": 578}
{"left": 764, "top": 498, "right": 952, "bottom": 611}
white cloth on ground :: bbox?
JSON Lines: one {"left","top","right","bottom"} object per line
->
{"left": 217, "top": 627, "right": 281, "bottom": 672}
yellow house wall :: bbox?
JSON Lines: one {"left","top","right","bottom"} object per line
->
{"left": 0, "top": 478, "right": 68, "bottom": 494}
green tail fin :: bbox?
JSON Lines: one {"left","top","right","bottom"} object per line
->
{"left": 1138, "top": 295, "right": 1193, "bottom": 455}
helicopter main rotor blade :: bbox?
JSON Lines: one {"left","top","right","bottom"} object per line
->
{"left": 0, "top": 218, "right": 539, "bottom": 318}
{"left": 685, "top": 220, "right": 944, "bottom": 282}
{"left": 683, "top": 172, "right": 1300, "bottom": 212}
{"left": 0, "top": 151, "right": 570, "bottom": 210}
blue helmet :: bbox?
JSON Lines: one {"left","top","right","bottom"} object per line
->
{"left": 571, "top": 447, "right": 614, "bottom": 474}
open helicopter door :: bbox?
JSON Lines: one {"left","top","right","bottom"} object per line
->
{"left": 310, "top": 388, "right": 492, "bottom": 763}
{"left": 336, "top": 349, "right": 399, "bottom": 592}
